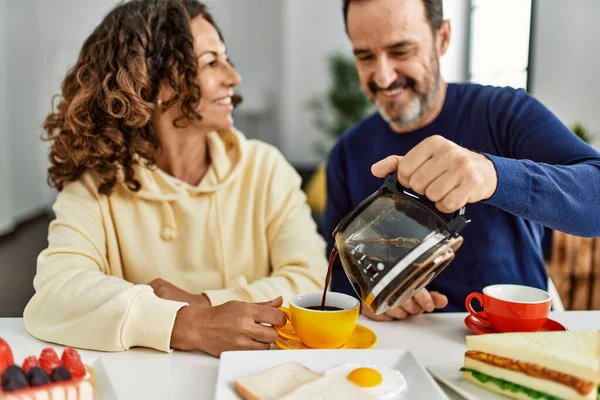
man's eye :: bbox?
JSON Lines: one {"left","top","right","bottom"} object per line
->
{"left": 357, "top": 55, "right": 374, "bottom": 62}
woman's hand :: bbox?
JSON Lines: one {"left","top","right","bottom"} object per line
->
{"left": 149, "top": 278, "right": 210, "bottom": 307}
{"left": 170, "top": 297, "right": 287, "bottom": 357}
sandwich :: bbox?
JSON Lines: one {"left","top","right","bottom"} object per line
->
{"left": 234, "top": 360, "right": 375, "bottom": 400}
{"left": 461, "top": 330, "right": 600, "bottom": 400}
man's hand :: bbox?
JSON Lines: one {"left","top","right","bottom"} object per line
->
{"left": 170, "top": 297, "right": 288, "bottom": 357}
{"left": 149, "top": 278, "right": 210, "bottom": 307}
{"left": 372, "top": 135, "right": 498, "bottom": 213}
{"left": 361, "top": 289, "right": 448, "bottom": 321}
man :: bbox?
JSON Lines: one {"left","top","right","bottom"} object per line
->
{"left": 324, "top": 0, "right": 600, "bottom": 321}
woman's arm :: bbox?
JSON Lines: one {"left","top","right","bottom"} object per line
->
{"left": 23, "top": 176, "right": 188, "bottom": 352}
{"left": 24, "top": 174, "right": 291, "bottom": 356}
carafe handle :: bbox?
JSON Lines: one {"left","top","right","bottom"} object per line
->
{"left": 448, "top": 207, "right": 469, "bottom": 236}
{"left": 381, "top": 173, "right": 469, "bottom": 235}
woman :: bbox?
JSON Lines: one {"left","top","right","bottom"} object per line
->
{"left": 23, "top": 0, "right": 328, "bottom": 357}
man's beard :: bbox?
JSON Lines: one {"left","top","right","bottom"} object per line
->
{"left": 369, "top": 53, "right": 441, "bottom": 128}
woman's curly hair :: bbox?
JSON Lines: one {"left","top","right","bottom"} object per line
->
{"left": 43, "top": 0, "right": 240, "bottom": 195}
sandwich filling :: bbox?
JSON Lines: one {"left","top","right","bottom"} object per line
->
{"left": 465, "top": 351, "right": 596, "bottom": 396}
{"left": 461, "top": 368, "right": 600, "bottom": 400}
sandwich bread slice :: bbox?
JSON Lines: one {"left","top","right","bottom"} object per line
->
{"left": 461, "top": 330, "right": 600, "bottom": 400}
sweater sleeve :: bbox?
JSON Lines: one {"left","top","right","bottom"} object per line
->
{"left": 203, "top": 149, "right": 328, "bottom": 306}
{"left": 483, "top": 89, "right": 600, "bottom": 237}
{"left": 23, "top": 178, "right": 188, "bottom": 352}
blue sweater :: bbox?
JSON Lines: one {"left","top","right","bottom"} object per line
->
{"left": 323, "top": 83, "right": 600, "bottom": 312}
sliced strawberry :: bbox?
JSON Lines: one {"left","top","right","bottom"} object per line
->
{"left": 0, "top": 338, "right": 14, "bottom": 376}
{"left": 22, "top": 355, "right": 40, "bottom": 374}
{"left": 39, "top": 348, "right": 61, "bottom": 375}
{"left": 61, "top": 347, "right": 86, "bottom": 379}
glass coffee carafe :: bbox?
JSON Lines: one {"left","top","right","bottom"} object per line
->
{"left": 332, "top": 174, "right": 470, "bottom": 315}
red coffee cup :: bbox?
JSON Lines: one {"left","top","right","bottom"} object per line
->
{"left": 465, "top": 284, "right": 552, "bottom": 333}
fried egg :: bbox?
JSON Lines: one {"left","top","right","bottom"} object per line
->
{"left": 324, "top": 363, "right": 407, "bottom": 400}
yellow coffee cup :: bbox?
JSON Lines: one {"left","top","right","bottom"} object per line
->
{"left": 276, "top": 292, "right": 360, "bottom": 349}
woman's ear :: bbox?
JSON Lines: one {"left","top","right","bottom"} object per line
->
{"left": 156, "top": 80, "right": 176, "bottom": 107}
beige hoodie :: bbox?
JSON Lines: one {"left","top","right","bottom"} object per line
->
{"left": 23, "top": 129, "right": 328, "bottom": 353}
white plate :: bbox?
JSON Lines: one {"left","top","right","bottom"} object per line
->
{"left": 426, "top": 362, "right": 508, "bottom": 400}
{"left": 90, "top": 358, "right": 119, "bottom": 400}
{"left": 93, "top": 350, "right": 219, "bottom": 400}
{"left": 214, "top": 349, "right": 449, "bottom": 400}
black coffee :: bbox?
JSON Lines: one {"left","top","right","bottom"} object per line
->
{"left": 319, "top": 247, "right": 339, "bottom": 311}
{"left": 307, "top": 306, "right": 343, "bottom": 311}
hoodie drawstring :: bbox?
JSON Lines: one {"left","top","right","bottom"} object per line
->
{"left": 214, "top": 191, "right": 230, "bottom": 285}
{"left": 160, "top": 201, "right": 178, "bottom": 241}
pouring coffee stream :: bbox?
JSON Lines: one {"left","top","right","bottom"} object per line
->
{"left": 322, "top": 173, "right": 470, "bottom": 315}
{"left": 320, "top": 247, "right": 339, "bottom": 310}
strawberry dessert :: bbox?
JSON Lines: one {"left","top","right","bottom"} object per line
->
{"left": 0, "top": 338, "right": 94, "bottom": 400}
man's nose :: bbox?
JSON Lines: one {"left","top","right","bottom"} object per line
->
{"left": 373, "top": 57, "right": 397, "bottom": 89}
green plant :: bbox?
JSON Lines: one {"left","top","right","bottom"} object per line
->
{"left": 308, "top": 53, "right": 374, "bottom": 158}
{"left": 570, "top": 122, "right": 592, "bottom": 144}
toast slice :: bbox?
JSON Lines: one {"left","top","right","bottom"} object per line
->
{"left": 234, "top": 361, "right": 321, "bottom": 400}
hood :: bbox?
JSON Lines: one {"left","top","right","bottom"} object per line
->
{"left": 121, "top": 128, "right": 246, "bottom": 241}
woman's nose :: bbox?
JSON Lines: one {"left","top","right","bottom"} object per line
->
{"left": 223, "top": 62, "right": 241, "bottom": 87}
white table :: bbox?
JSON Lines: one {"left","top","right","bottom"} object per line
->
{"left": 1, "top": 312, "right": 599, "bottom": 399}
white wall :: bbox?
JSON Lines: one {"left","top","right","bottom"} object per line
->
{"left": 530, "top": 0, "right": 599, "bottom": 144}
{"left": 279, "top": 0, "right": 353, "bottom": 166}
{"left": 2, "top": 0, "right": 119, "bottom": 229}
{"left": 6, "top": 0, "right": 46, "bottom": 223}
{"left": 0, "top": 0, "right": 13, "bottom": 234}
{"left": 206, "top": 0, "right": 284, "bottom": 148}
{"left": 205, "top": 0, "right": 355, "bottom": 166}
{"left": 440, "top": 0, "right": 470, "bottom": 83}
